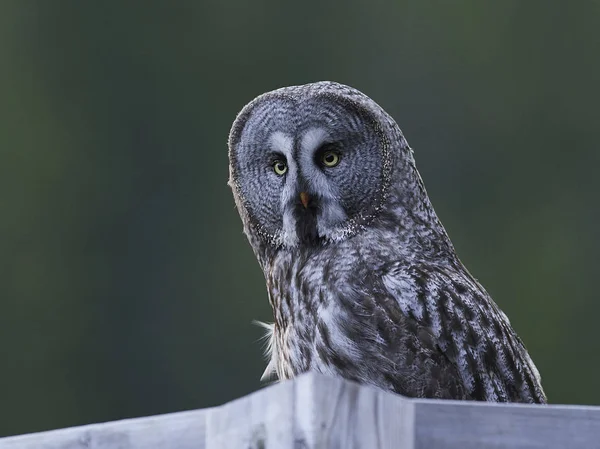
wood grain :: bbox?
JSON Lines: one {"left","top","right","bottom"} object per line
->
{"left": 2, "top": 373, "right": 599, "bottom": 448}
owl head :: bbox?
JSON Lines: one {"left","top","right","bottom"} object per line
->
{"left": 228, "top": 81, "right": 422, "bottom": 250}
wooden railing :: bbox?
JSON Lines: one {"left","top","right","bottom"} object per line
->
{"left": 1, "top": 372, "right": 599, "bottom": 448}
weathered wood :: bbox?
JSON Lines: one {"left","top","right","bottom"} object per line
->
{"left": 2, "top": 372, "right": 600, "bottom": 448}
{"left": 414, "top": 399, "right": 600, "bottom": 449}
{"left": 0, "top": 409, "right": 209, "bottom": 449}
{"left": 206, "top": 373, "right": 414, "bottom": 448}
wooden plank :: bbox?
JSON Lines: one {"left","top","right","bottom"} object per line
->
{"left": 2, "top": 373, "right": 600, "bottom": 449}
{"left": 293, "top": 374, "right": 414, "bottom": 448}
{"left": 0, "top": 409, "right": 209, "bottom": 449}
{"left": 414, "top": 398, "right": 600, "bottom": 449}
{"left": 206, "top": 379, "right": 297, "bottom": 448}
{"left": 206, "top": 373, "right": 414, "bottom": 448}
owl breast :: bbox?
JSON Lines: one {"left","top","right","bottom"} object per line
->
{"left": 266, "top": 246, "right": 359, "bottom": 381}
{"left": 264, "top": 240, "right": 470, "bottom": 400}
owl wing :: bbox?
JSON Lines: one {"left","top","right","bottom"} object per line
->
{"left": 377, "top": 261, "right": 546, "bottom": 403}
{"left": 338, "top": 277, "right": 469, "bottom": 400}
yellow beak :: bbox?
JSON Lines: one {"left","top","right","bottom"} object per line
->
{"left": 299, "top": 192, "right": 310, "bottom": 208}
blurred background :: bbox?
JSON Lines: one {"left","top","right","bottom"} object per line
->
{"left": 1, "top": 0, "right": 599, "bottom": 438}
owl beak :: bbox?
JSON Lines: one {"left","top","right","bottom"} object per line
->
{"left": 299, "top": 192, "right": 310, "bottom": 208}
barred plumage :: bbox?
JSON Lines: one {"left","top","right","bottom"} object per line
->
{"left": 228, "top": 81, "right": 546, "bottom": 403}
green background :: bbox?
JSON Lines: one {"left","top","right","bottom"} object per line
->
{"left": 1, "top": 0, "right": 598, "bottom": 437}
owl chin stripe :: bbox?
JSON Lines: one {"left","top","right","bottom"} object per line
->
{"left": 293, "top": 200, "right": 320, "bottom": 246}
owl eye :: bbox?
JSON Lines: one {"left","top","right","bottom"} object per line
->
{"left": 321, "top": 150, "right": 340, "bottom": 167}
{"left": 272, "top": 159, "right": 288, "bottom": 175}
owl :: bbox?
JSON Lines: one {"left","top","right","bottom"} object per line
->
{"left": 228, "top": 81, "right": 546, "bottom": 403}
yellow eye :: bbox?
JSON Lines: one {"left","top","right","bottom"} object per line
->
{"left": 273, "top": 160, "right": 287, "bottom": 175}
{"left": 321, "top": 150, "right": 340, "bottom": 167}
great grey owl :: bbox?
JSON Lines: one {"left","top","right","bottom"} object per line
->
{"left": 228, "top": 81, "right": 546, "bottom": 403}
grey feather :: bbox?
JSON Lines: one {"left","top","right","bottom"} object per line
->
{"left": 228, "top": 81, "right": 546, "bottom": 403}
